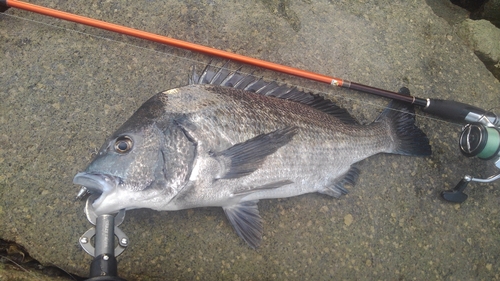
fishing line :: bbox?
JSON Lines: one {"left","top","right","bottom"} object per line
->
{"left": 0, "top": 11, "right": 455, "bottom": 127}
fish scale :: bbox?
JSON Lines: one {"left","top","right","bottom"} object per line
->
{"left": 74, "top": 64, "right": 431, "bottom": 249}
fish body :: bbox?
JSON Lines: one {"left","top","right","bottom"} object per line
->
{"left": 74, "top": 65, "right": 431, "bottom": 248}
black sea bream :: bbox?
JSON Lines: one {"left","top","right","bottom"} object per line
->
{"left": 74, "top": 65, "right": 431, "bottom": 248}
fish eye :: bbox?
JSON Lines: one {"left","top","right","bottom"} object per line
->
{"left": 114, "top": 136, "right": 133, "bottom": 153}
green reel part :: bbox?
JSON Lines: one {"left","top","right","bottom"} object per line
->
{"left": 460, "top": 123, "right": 500, "bottom": 160}
{"left": 477, "top": 126, "right": 500, "bottom": 159}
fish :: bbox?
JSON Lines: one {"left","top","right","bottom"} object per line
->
{"left": 73, "top": 64, "right": 431, "bottom": 248}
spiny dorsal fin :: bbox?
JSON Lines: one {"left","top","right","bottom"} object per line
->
{"left": 190, "top": 64, "right": 358, "bottom": 124}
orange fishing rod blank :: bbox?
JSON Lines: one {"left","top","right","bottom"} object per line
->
{"left": 5, "top": 0, "right": 342, "bottom": 86}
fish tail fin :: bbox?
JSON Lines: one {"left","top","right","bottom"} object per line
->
{"left": 376, "top": 90, "right": 432, "bottom": 157}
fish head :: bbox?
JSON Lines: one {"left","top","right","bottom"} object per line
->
{"left": 74, "top": 93, "right": 196, "bottom": 215}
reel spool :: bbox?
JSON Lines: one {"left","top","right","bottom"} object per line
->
{"left": 459, "top": 123, "right": 500, "bottom": 160}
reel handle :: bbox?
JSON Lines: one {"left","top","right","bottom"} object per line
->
{"left": 441, "top": 178, "right": 470, "bottom": 203}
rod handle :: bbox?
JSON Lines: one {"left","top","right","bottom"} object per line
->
{"left": 424, "top": 99, "right": 488, "bottom": 124}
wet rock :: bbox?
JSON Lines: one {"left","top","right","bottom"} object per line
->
{"left": 451, "top": 0, "right": 488, "bottom": 13}
{"left": 456, "top": 19, "right": 500, "bottom": 80}
{"left": 2, "top": 0, "right": 500, "bottom": 280}
{"left": 472, "top": 0, "right": 500, "bottom": 28}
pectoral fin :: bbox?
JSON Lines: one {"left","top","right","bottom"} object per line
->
{"left": 213, "top": 127, "right": 297, "bottom": 179}
{"left": 223, "top": 200, "right": 262, "bottom": 249}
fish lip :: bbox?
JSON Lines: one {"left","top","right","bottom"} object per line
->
{"left": 73, "top": 172, "right": 120, "bottom": 194}
{"left": 73, "top": 173, "right": 123, "bottom": 213}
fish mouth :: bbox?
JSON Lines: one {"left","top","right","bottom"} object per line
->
{"left": 73, "top": 172, "right": 121, "bottom": 213}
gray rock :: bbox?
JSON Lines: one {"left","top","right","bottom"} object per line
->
{"left": 472, "top": 0, "right": 500, "bottom": 27}
{"left": 1, "top": 0, "right": 500, "bottom": 280}
{"left": 426, "top": 0, "right": 470, "bottom": 25}
{"left": 456, "top": 19, "right": 500, "bottom": 79}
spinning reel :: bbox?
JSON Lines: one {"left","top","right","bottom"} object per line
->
{"left": 441, "top": 110, "right": 500, "bottom": 203}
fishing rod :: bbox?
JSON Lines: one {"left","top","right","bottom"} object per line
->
{"left": 2, "top": 0, "right": 499, "bottom": 202}
{"left": 0, "top": 0, "right": 495, "bottom": 123}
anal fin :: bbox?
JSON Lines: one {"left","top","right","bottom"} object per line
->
{"left": 223, "top": 200, "right": 262, "bottom": 249}
{"left": 320, "top": 166, "right": 360, "bottom": 197}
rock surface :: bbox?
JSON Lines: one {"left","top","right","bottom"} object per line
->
{"left": 472, "top": 0, "right": 500, "bottom": 27}
{"left": 456, "top": 19, "right": 500, "bottom": 80}
{"left": 450, "top": 0, "right": 500, "bottom": 27}
{"left": 1, "top": 0, "right": 500, "bottom": 280}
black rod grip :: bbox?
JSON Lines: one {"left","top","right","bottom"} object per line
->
{"left": 424, "top": 99, "right": 487, "bottom": 123}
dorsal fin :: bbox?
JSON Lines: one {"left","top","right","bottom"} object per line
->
{"left": 189, "top": 64, "right": 358, "bottom": 124}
